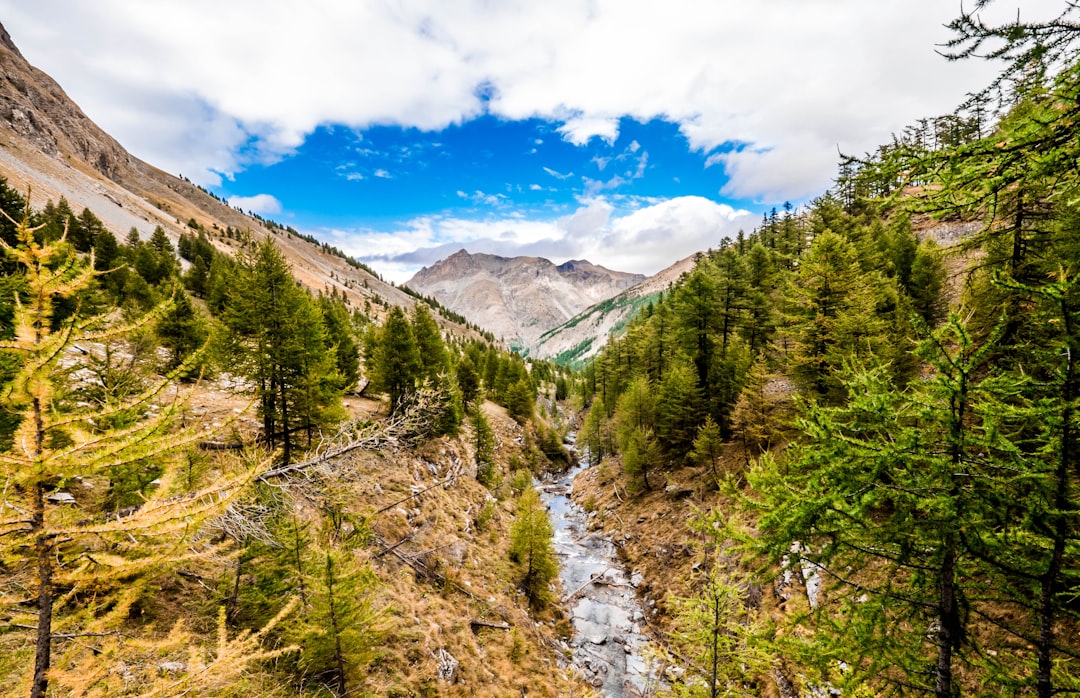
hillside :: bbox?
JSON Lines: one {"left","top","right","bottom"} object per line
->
{"left": 531, "top": 253, "right": 696, "bottom": 364}
{"left": 406, "top": 249, "right": 644, "bottom": 351}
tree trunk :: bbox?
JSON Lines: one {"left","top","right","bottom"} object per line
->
{"left": 935, "top": 540, "right": 956, "bottom": 698}
{"left": 30, "top": 483, "right": 52, "bottom": 698}
{"left": 1038, "top": 297, "right": 1077, "bottom": 698}
{"left": 279, "top": 377, "right": 291, "bottom": 464}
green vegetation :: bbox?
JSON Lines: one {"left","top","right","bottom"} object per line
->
{"left": 509, "top": 485, "right": 557, "bottom": 610}
{"left": 583, "top": 7, "right": 1080, "bottom": 696}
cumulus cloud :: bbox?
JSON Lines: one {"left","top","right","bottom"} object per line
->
{"left": 2, "top": 0, "right": 1066, "bottom": 197}
{"left": 327, "top": 195, "right": 754, "bottom": 283}
{"left": 227, "top": 193, "right": 283, "bottom": 216}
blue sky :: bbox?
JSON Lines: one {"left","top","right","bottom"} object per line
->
{"left": 0, "top": 0, "right": 1064, "bottom": 281}
{"left": 220, "top": 116, "right": 747, "bottom": 231}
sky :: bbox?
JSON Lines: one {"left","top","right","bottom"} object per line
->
{"left": 0, "top": 1, "right": 1064, "bottom": 282}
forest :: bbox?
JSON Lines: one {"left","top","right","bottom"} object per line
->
{"left": 2, "top": 3, "right": 1080, "bottom": 697}
{"left": 575, "top": 7, "right": 1080, "bottom": 697}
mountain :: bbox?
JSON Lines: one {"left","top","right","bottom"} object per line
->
{"left": 0, "top": 23, "right": 479, "bottom": 340}
{"left": 531, "top": 252, "right": 696, "bottom": 364}
{"left": 405, "top": 249, "right": 645, "bottom": 351}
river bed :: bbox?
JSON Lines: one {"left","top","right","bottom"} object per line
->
{"left": 539, "top": 459, "right": 660, "bottom": 697}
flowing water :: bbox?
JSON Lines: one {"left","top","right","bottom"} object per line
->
{"left": 539, "top": 457, "right": 660, "bottom": 697}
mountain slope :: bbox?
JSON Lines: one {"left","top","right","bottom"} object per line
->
{"left": 0, "top": 22, "right": 481, "bottom": 340}
{"left": 531, "top": 252, "right": 696, "bottom": 364}
{"left": 405, "top": 249, "right": 645, "bottom": 350}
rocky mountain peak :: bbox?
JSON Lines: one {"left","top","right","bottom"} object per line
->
{"left": 0, "top": 23, "right": 25, "bottom": 60}
{"left": 406, "top": 250, "right": 645, "bottom": 351}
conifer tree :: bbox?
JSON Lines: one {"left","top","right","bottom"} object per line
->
{"left": 509, "top": 485, "right": 557, "bottom": 610}
{"left": 656, "top": 361, "right": 702, "bottom": 456}
{"left": 690, "top": 415, "right": 724, "bottom": 484}
{"left": 370, "top": 305, "right": 421, "bottom": 413}
{"left": 316, "top": 292, "right": 361, "bottom": 393}
{"left": 783, "top": 230, "right": 886, "bottom": 400}
{"left": 225, "top": 238, "right": 342, "bottom": 462}
{"left": 665, "top": 556, "right": 771, "bottom": 697}
{"left": 411, "top": 303, "right": 449, "bottom": 382}
{"left": 155, "top": 287, "right": 208, "bottom": 376}
{"left": 581, "top": 397, "right": 609, "bottom": 464}
{"left": 615, "top": 376, "right": 661, "bottom": 490}
{"left": 290, "top": 545, "right": 382, "bottom": 696}
{"left": 472, "top": 403, "right": 497, "bottom": 486}
{"left": 0, "top": 210, "right": 257, "bottom": 698}
{"left": 749, "top": 317, "right": 1009, "bottom": 697}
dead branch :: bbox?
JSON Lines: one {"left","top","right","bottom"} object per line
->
{"left": 371, "top": 473, "right": 462, "bottom": 517}
{"left": 374, "top": 532, "right": 417, "bottom": 559}
{"left": 197, "top": 441, "right": 245, "bottom": 451}
{"left": 258, "top": 385, "right": 443, "bottom": 484}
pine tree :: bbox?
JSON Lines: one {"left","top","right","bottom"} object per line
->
{"left": 225, "top": 238, "right": 343, "bottom": 463}
{"left": 156, "top": 287, "right": 208, "bottom": 376}
{"left": 370, "top": 305, "right": 422, "bottom": 413}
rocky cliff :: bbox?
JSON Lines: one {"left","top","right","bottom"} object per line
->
{"left": 531, "top": 252, "right": 696, "bottom": 364}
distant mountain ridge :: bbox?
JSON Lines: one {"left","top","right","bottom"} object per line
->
{"left": 405, "top": 249, "right": 645, "bottom": 351}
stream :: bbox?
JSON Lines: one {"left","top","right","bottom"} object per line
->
{"left": 539, "top": 456, "right": 660, "bottom": 697}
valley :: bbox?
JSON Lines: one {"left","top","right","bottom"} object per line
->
{"left": 2, "top": 6, "right": 1080, "bottom": 698}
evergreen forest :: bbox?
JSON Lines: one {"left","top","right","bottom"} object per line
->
{"left": 573, "top": 7, "right": 1080, "bottom": 697}
{"left": 2, "top": 3, "right": 1080, "bottom": 697}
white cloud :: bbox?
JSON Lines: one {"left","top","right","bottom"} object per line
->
{"left": 458, "top": 190, "right": 507, "bottom": 206}
{"left": 2, "top": 0, "right": 1065, "bottom": 197}
{"left": 226, "top": 193, "right": 283, "bottom": 216}
{"left": 557, "top": 114, "right": 620, "bottom": 145}
{"left": 327, "top": 195, "right": 754, "bottom": 283}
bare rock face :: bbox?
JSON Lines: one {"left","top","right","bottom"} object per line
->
{"left": 0, "top": 25, "right": 132, "bottom": 180}
{"left": 405, "top": 250, "right": 645, "bottom": 351}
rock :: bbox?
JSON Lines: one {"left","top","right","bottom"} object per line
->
{"left": 435, "top": 648, "right": 458, "bottom": 682}
{"left": 664, "top": 484, "right": 694, "bottom": 499}
{"left": 46, "top": 491, "right": 76, "bottom": 504}
{"left": 630, "top": 571, "right": 645, "bottom": 588}
{"left": 157, "top": 661, "right": 186, "bottom": 674}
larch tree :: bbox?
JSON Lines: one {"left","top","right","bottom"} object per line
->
{"left": 0, "top": 211, "right": 258, "bottom": 698}
{"left": 369, "top": 305, "right": 421, "bottom": 414}
{"left": 225, "top": 238, "right": 343, "bottom": 463}
{"left": 509, "top": 485, "right": 557, "bottom": 610}
{"left": 783, "top": 230, "right": 887, "bottom": 401}
{"left": 749, "top": 317, "right": 1011, "bottom": 697}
